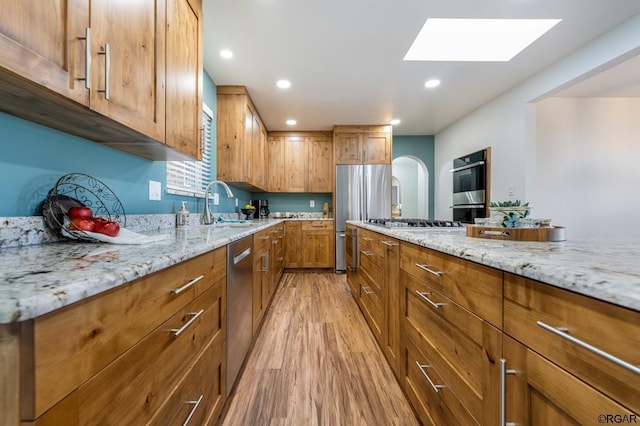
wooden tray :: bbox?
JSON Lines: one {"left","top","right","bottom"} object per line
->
{"left": 466, "top": 225, "right": 566, "bottom": 241}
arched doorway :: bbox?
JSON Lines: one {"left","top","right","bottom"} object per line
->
{"left": 392, "top": 156, "right": 429, "bottom": 218}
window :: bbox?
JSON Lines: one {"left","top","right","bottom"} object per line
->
{"left": 166, "top": 104, "right": 213, "bottom": 197}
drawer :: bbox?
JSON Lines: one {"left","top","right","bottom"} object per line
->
{"left": 403, "top": 335, "right": 478, "bottom": 426}
{"left": 148, "top": 334, "right": 225, "bottom": 426}
{"left": 400, "top": 242, "right": 503, "bottom": 327}
{"left": 359, "top": 229, "right": 380, "bottom": 255}
{"left": 504, "top": 273, "right": 640, "bottom": 413}
{"left": 359, "top": 245, "right": 383, "bottom": 283}
{"left": 34, "top": 280, "right": 225, "bottom": 425}
{"left": 254, "top": 228, "right": 272, "bottom": 252}
{"left": 360, "top": 272, "right": 383, "bottom": 339}
{"left": 22, "top": 247, "right": 225, "bottom": 418}
{"left": 402, "top": 270, "right": 501, "bottom": 424}
{"left": 301, "top": 220, "right": 333, "bottom": 231}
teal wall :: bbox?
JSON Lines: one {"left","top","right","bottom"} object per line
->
{"left": 254, "top": 192, "right": 332, "bottom": 214}
{"left": 392, "top": 135, "right": 435, "bottom": 218}
{"left": 0, "top": 72, "right": 250, "bottom": 217}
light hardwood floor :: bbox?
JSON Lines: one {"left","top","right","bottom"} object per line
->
{"left": 220, "top": 272, "right": 419, "bottom": 426}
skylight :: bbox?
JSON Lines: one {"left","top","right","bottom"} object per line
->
{"left": 404, "top": 18, "right": 561, "bottom": 62}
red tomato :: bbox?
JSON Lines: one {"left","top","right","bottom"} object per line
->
{"left": 70, "top": 218, "right": 95, "bottom": 232}
{"left": 68, "top": 206, "right": 93, "bottom": 220}
{"left": 94, "top": 220, "right": 120, "bottom": 237}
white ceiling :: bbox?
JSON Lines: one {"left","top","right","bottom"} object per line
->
{"left": 203, "top": 1, "right": 640, "bottom": 135}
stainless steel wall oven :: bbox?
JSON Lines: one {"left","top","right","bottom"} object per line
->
{"left": 451, "top": 148, "right": 490, "bottom": 223}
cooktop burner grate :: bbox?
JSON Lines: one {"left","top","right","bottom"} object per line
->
{"left": 368, "top": 218, "right": 463, "bottom": 228}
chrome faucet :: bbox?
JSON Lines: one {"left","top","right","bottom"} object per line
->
{"left": 203, "top": 180, "right": 235, "bottom": 225}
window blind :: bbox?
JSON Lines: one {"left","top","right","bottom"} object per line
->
{"left": 166, "top": 104, "right": 213, "bottom": 197}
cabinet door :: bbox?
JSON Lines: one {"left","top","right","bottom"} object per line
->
{"left": 90, "top": 0, "right": 165, "bottom": 141}
{"left": 502, "top": 335, "right": 635, "bottom": 426}
{"left": 267, "top": 136, "right": 285, "bottom": 192}
{"left": 284, "top": 222, "right": 301, "bottom": 268}
{"left": 308, "top": 135, "right": 333, "bottom": 192}
{"left": 381, "top": 237, "right": 401, "bottom": 376}
{"left": 334, "top": 133, "right": 362, "bottom": 164}
{"left": 284, "top": 136, "right": 308, "bottom": 192}
{"left": 165, "top": 0, "right": 202, "bottom": 159}
{"left": 243, "top": 103, "right": 255, "bottom": 183}
{"left": 362, "top": 132, "right": 391, "bottom": 164}
{"left": 217, "top": 93, "right": 245, "bottom": 183}
{"left": 252, "top": 246, "right": 267, "bottom": 335}
{"left": 0, "top": 0, "right": 89, "bottom": 105}
{"left": 251, "top": 115, "right": 266, "bottom": 189}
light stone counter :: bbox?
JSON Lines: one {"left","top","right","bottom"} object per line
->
{"left": 352, "top": 221, "right": 640, "bottom": 313}
{"left": 0, "top": 219, "right": 285, "bottom": 323}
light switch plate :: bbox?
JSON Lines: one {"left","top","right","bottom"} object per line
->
{"left": 310, "top": 200, "right": 315, "bottom": 208}
{"left": 149, "top": 180, "right": 161, "bottom": 201}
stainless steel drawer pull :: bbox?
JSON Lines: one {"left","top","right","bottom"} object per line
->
{"left": 416, "top": 362, "right": 446, "bottom": 393}
{"left": 536, "top": 321, "right": 640, "bottom": 375}
{"left": 262, "top": 252, "right": 269, "bottom": 272}
{"left": 183, "top": 394, "right": 204, "bottom": 426}
{"left": 171, "top": 275, "right": 204, "bottom": 295}
{"left": 261, "top": 235, "right": 270, "bottom": 240}
{"left": 362, "top": 237, "right": 373, "bottom": 241}
{"left": 361, "top": 251, "right": 374, "bottom": 257}
{"left": 98, "top": 43, "right": 110, "bottom": 99}
{"left": 362, "top": 286, "right": 373, "bottom": 295}
{"left": 311, "top": 223, "right": 325, "bottom": 227}
{"left": 77, "top": 28, "right": 91, "bottom": 89}
{"left": 415, "top": 291, "right": 444, "bottom": 309}
{"left": 380, "top": 240, "right": 399, "bottom": 246}
{"left": 415, "top": 263, "right": 443, "bottom": 277}
{"left": 170, "top": 310, "right": 204, "bottom": 336}
{"left": 500, "top": 359, "right": 517, "bottom": 426}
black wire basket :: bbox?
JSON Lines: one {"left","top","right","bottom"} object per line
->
{"left": 43, "top": 173, "right": 126, "bottom": 240}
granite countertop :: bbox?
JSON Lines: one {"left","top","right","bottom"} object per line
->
{"left": 352, "top": 221, "right": 640, "bottom": 313}
{"left": 2, "top": 217, "right": 638, "bottom": 324}
{"left": 0, "top": 219, "right": 286, "bottom": 324}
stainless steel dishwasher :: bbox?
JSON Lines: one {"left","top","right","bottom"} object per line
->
{"left": 226, "top": 235, "right": 253, "bottom": 395}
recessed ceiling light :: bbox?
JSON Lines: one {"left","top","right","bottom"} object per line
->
{"left": 220, "top": 49, "right": 233, "bottom": 59}
{"left": 404, "top": 18, "right": 561, "bottom": 62}
{"left": 286, "top": 119, "right": 297, "bottom": 126}
{"left": 424, "top": 79, "right": 441, "bottom": 89}
{"left": 389, "top": 119, "right": 401, "bottom": 125}
{"left": 277, "top": 79, "right": 291, "bottom": 89}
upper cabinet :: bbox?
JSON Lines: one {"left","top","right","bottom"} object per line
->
{"left": 217, "top": 86, "right": 267, "bottom": 191}
{"left": 334, "top": 125, "right": 392, "bottom": 165}
{"left": 165, "top": 0, "right": 203, "bottom": 159}
{"left": 267, "top": 131, "right": 333, "bottom": 193}
{"left": 0, "top": 0, "right": 203, "bottom": 161}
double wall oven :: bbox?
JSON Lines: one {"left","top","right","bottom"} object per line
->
{"left": 451, "top": 148, "right": 490, "bottom": 223}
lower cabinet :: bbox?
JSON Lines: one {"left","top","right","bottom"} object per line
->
{"left": 253, "top": 228, "right": 272, "bottom": 335}
{"left": 12, "top": 247, "right": 227, "bottom": 425}
{"left": 284, "top": 220, "right": 334, "bottom": 269}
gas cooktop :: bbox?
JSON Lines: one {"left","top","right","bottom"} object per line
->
{"left": 368, "top": 218, "right": 463, "bottom": 228}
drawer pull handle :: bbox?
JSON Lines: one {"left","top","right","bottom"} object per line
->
{"left": 183, "top": 394, "right": 204, "bottom": 426}
{"left": 361, "top": 251, "right": 374, "bottom": 257}
{"left": 171, "top": 275, "right": 204, "bottom": 295}
{"left": 261, "top": 235, "right": 270, "bottom": 240}
{"left": 98, "top": 43, "right": 110, "bottom": 100}
{"left": 77, "top": 27, "right": 91, "bottom": 89}
{"left": 416, "top": 362, "right": 446, "bottom": 393}
{"left": 362, "top": 286, "right": 373, "bottom": 295}
{"left": 362, "top": 237, "right": 373, "bottom": 241}
{"left": 311, "top": 223, "right": 325, "bottom": 227}
{"left": 415, "top": 291, "right": 444, "bottom": 309}
{"left": 500, "top": 359, "right": 517, "bottom": 426}
{"left": 536, "top": 321, "right": 640, "bottom": 375}
{"left": 170, "top": 310, "right": 204, "bottom": 336}
{"left": 415, "top": 263, "right": 443, "bottom": 277}
{"left": 380, "top": 240, "right": 398, "bottom": 246}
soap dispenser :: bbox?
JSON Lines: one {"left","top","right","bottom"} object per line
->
{"left": 176, "top": 202, "right": 189, "bottom": 227}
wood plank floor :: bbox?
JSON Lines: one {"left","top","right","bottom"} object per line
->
{"left": 220, "top": 272, "right": 419, "bottom": 426}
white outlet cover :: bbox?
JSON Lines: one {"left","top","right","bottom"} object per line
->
{"left": 310, "top": 200, "right": 315, "bottom": 207}
{"left": 213, "top": 193, "right": 220, "bottom": 205}
{"left": 149, "top": 180, "right": 161, "bottom": 201}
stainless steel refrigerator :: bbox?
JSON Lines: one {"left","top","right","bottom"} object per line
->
{"left": 335, "top": 164, "right": 391, "bottom": 271}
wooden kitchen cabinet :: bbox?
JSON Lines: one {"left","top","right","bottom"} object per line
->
{"left": 217, "top": 86, "right": 267, "bottom": 191}
{"left": 253, "top": 228, "right": 272, "bottom": 334}
{"left": 345, "top": 224, "right": 360, "bottom": 297}
{"left": 267, "top": 132, "right": 333, "bottom": 193}
{"left": 504, "top": 273, "right": 640, "bottom": 415}
{"left": 300, "top": 220, "right": 335, "bottom": 268}
{"left": 284, "top": 220, "right": 334, "bottom": 268}
{"left": 270, "top": 223, "right": 285, "bottom": 294}
{"left": 5, "top": 247, "right": 226, "bottom": 425}
{"left": 333, "top": 125, "right": 392, "bottom": 165}
{"left": 0, "top": 0, "right": 203, "bottom": 161}
{"left": 358, "top": 229, "right": 384, "bottom": 344}
{"left": 165, "top": 0, "right": 203, "bottom": 159}
{"left": 502, "top": 335, "right": 636, "bottom": 425}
